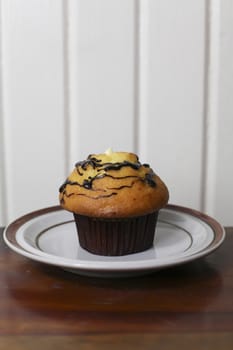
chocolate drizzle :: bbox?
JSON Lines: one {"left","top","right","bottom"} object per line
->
{"left": 59, "top": 154, "right": 156, "bottom": 202}
{"left": 75, "top": 156, "right": 142, "bottom": 172}
{"left": 145, "top": 173, "right": 156, "bottom": 187}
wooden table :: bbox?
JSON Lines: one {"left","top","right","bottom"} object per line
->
{"left": 0, "top": 226, "right": 232, "bottom": 350}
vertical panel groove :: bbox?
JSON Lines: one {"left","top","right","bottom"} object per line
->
{"left": 137, "top": 0, "right": 149, "bottom": 160}
{"left": 0, "top": 0, "right": 7, "bottom": 225}
{"left": 66, "top": 0, "right": 80, "bottom": 169}
{"left": 133, "top": 0, "right": 139, "bottom": 154}
{"left": 62, "top": 0, "right": 70, "bottom": 174}
{"left": 202, "top": 0, "right": 220, "bottom": 215}
{"left": 200, "top": 0, "right": 211, "bottom": 212}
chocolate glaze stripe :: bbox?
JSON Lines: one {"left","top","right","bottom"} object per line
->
{"left": 75, "top": 156, "right": 142, "bottom": 171}
{"left": 61, "top": 192, "right": 118, "bottom": 202}
{"left": 60, "top": 176, "right": 144, "bottom": 193}
{"left": 59, "top": 175, "right": 155, "bottom": 204}
{"left": 59, "top": 171, "right": 156, "bottom": 197}
{"left": 59, "top": 174, "right": 139, "bottom": 193}
{"left": 71, "top": 156, "right": 156, "bottom": 189}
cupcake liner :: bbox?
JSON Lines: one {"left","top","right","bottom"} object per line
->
{"left": 73, "top": 211, "right": 159, "bottom": 256}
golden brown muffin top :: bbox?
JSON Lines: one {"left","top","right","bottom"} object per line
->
{"left": 59, "top": 150, "right": 169, "bottom": 218}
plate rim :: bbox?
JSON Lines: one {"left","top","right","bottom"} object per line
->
{"left": 3, "top": 204, "right": 225, "bottom": 275}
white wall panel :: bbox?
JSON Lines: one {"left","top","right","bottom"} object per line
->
{"left": 0, "top": 1, "right": 6, "bottom": 224}
{"left": 0, "top": 103, "right": 5, "bottom": 225}
{"left": 0, "top": 0, "right": 233, "bottom": 226}
{"left": 205, "top": 0, "right": 233, "bottom": 225}
{"left": 67, "top": 0, "right": 136, "bottom": 168}
{"left": 1, "top": 0, "right": 65, "bottom": 224}
{"left": 138, "top": 0, "right": 206, "bottom": 210}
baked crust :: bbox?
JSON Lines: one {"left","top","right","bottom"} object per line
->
{"left": 59, "top": 151, "right": 169, "bottom": 218}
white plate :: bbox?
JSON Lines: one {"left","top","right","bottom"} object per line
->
{"left": 3, "top": 205, "right": 225, "bottom": 278}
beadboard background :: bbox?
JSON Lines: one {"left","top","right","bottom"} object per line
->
{"left": 0, "top": 0, "right": 232, "bottom": 226}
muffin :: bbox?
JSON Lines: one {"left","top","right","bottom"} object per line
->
{"left": 59, "top": 149, "right": 169, "bottom": 256}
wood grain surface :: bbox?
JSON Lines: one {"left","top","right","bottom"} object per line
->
{"left": 0, "top": 227, "right": 233, "bottom": 349}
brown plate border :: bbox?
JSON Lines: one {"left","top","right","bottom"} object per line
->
{"left": 4, "top": 203, "right": 224, "bottom": 253}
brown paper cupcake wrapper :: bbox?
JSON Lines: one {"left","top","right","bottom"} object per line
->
{"left": 73, "top": 212, "right": 159, "bottom": 256}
